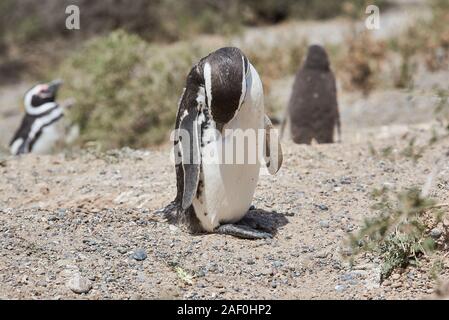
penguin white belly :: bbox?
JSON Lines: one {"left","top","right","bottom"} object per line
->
{"left": 31, "top": 123, "right": 61, "bottom": 154}
{"left": 193, "top": 64, "right": 265, "bottom": 232}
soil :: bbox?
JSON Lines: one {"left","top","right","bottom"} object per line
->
{"left": 0, "top": 127, "right": 448, "bottom": 300}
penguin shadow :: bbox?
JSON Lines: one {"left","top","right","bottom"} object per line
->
{"left": 238, "top": 208, "right": 289, "bottom": 237}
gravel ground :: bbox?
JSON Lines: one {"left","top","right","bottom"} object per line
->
{"left": 1, "top": 126, "right": 448, "bottom": 300}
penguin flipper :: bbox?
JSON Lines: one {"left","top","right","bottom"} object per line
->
{"left": 263, "top": 115, "right": 283, "bottom": 175}
{"left": 179, "top": 108, "right": 202, "bottom": 210}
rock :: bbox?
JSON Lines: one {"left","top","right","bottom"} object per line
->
{"left": 118, "top": 247, "right": 128, "bottom": 255}
{"left": 315, "top": 251, "right": 328, "bottom": 259}
{"left": 430, "top": 228, "right": 442, "bottom": 239}
{"left": 132, "top": 249, "right": 147, "bottom": 261}
{"left": 316, "top": 204, "right": 329, "bottom": 211}
{"left": 383, "top": 280, "right": 392, "bottom": 287}
{"left": 319, "top": 220, "right": 330, "bottom": 228}
{"left": 247, "top": 259, "right": 255, "bottom": 265}
{"left": 67, "top": 274, "right": 92, "bottom": 294}
{"left": 391, "top": 274, "right": 401, "bottom": 281}
{"left": 335, "top": 285, "right": 346, "bottom": 292}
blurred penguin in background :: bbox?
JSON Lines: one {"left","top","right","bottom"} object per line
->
{"left": 281, "top": 45, "right": 341, "bottom": 144}
{"left": 9, "top": 80, "right": 67, "bottom": 155}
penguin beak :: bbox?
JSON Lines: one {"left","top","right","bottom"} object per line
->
{"left": 47, "top": 79, "right": 63, "bottom": 96}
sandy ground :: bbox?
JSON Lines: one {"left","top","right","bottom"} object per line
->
{"left": 0, "top": 126, "right": 448, "bottom": 300}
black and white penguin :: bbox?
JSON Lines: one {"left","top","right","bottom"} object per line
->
{"left": 165, "top": 47, "right": 283, "bottom": 239}
{"left": 281, "top": 45, "right": 341, "bottom": 144}
{"left": 9, "top": 80, "right": 64, "bottom": 155}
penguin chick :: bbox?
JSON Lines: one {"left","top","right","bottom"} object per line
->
{"left": 286, "top": 45, "right": 341, "bottom": 144}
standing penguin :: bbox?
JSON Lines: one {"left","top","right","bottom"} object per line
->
{"left": 9, "top": 80, "right": 64, "bottom": 155}
{"left": 282, "top": 45, "right": 341, "bottom": 144}
{"left": 165, "top": 47, "right": 283, "bottom": 239}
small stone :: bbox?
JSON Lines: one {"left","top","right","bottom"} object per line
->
{"left": 382, "top": 280, "right": 392, "bottom": 287}
{"left": 247, "top": 259, "right": 255, "bottom": 265}
{"left": 319, "top": 220, "right": 330, "bottom": 228}
{"left": 430, "top": 228, "right": 442, "bottom": 239}
{"left": 132, "top": 249, "right": 147, "bottom": 261}
{"left": 118, "top": 247, "right": 128, "bottom": 254}
{"left": 335, "top": 285, "right": 346, "bottom": 292}
{"left": 391, "top": 274, "right": 401, "bottom": 281}
{"left": 316, "top": 204, "right": 329, "bottom": 211}
{"left": 315, "top": 251, "right": 328, "bottom": 259}
{"left": 67, "top": 274, "right": 92, "bottom": 294}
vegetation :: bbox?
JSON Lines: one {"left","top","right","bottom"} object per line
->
{"left": 58, "top": 31, "right": 212, "bottom": 149}
{"left": 349, "top": 187, "right": 446, "bottom": 281}
{"left": 1, "top": 0, "right": 389, "bottom": 45}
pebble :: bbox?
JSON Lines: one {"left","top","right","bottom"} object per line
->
{"left": 315, "top": 251, "right": 329, "bottom": 259}
{"left": 335, "top": 285, "right": 346, "bottom": 292}
{"left": 316, "top": 204, "right": 329, "bottom": 211}
{"left": 430, "top": 228, "right": 442, "bottom": 239}
{"left": 117, "top": 247, "right": 128, "bottom": 255}
{"left": 132, "top": 249, "right": 147, "bottom": 261}
{"left": 391, "top": 274, "right": 401, "bottom": 281}
{"left": 67, "top": 274, "right": 92, "bottom": 294}
{"left": 319, "top": 220, "right": 330, "bottom": 228}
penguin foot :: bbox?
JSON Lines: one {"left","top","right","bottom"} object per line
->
{"left": 216, "top": 224, "right": 273, "bottom": 240}
{"left": 154, "top": 201, "right": 177, "bottom": 217}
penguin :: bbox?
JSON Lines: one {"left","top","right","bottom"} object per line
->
{"left": 9, "top": 80, "right": 64, "bottom": 155}
{"left": 281, "top": 45, "right": 341, "bottom": 144}
{"left": 165, "top": 47, "right": 283, "bottom": 239}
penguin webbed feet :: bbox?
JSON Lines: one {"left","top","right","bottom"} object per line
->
{"left": 216, "top": 224, "right": 273, "bottom": 240}
{"left": 154, "top": 200, "right": 178, "bottom": 220}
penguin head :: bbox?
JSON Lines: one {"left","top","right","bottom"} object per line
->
{"left": 304, "top": 45, "right": 330, "bottom": 71}
{"left": 25, "top": 79, "right": 63, "bottom": 110}
{"left": 202, "top": 47, "right": 250, "bottom": 126}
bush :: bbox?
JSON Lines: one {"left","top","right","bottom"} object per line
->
{"left": 348, "top": 187, "right": 447, "bottom": 281}
{"left": 58, "top": 30, "right": 214, "bottom": 149}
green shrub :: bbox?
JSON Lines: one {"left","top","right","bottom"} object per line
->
{"left": 58, "top": 30, "right": 213, "bottom": 149}
{"left": 348, "top": 187, "right": 445, "bottom": 281}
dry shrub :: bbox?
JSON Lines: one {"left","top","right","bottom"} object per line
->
{"left": 58, "top": 30, "right": 214, "bottom": 149}
{"left": 244, "top": 39, "right": 308, "bottom": 90}
{"left": 336, "top": 32, "right": 386, "bottom": 95}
